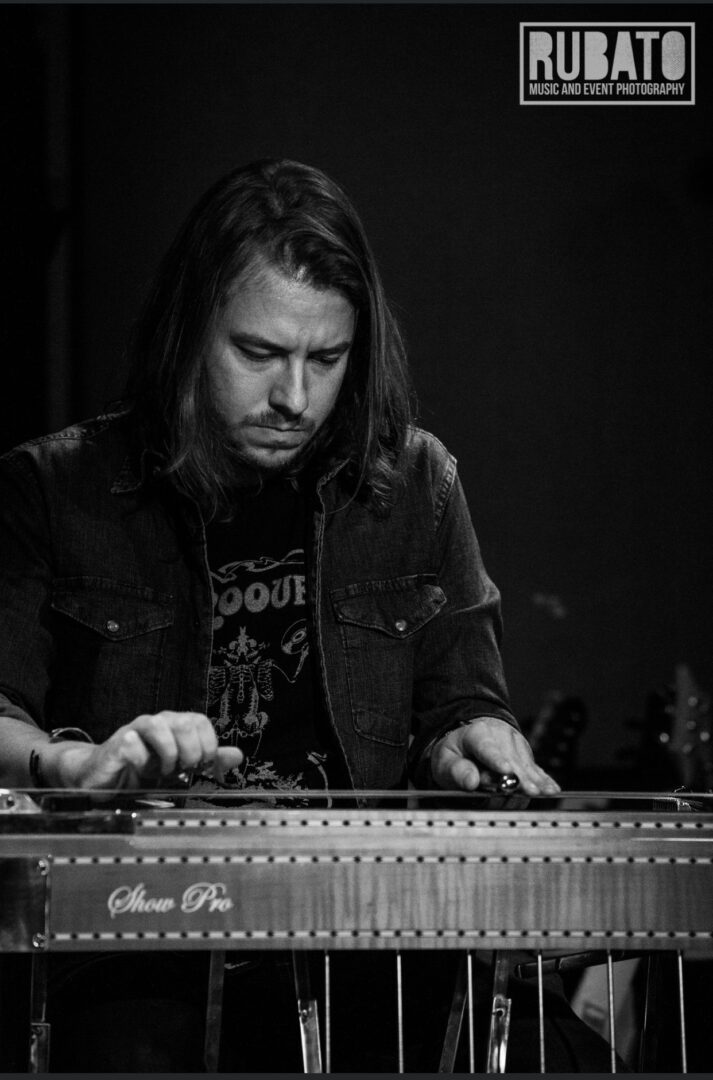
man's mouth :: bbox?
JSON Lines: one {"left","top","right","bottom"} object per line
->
{"left": 254, "top": 424, "right": 306, "bottom": 432}
{"left": 249, "top": 425, "right": 309, "bottom": 446}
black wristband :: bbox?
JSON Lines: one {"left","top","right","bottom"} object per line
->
{"left": 28, "top": 747, "right": 45, "bottom": 788}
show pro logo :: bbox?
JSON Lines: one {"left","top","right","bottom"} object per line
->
{"left": 520, "top": 23, "right": 695, "bottom": 105}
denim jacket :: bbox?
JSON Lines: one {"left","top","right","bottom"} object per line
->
{"left": 0, "top": 414, "right": 517, "bottom": 790}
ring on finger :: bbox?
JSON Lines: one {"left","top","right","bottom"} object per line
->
{"left": 176, "top": 760, "right": 212, "bottom": 785}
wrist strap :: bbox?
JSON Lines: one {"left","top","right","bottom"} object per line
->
{"left": 49, "top": 727, "right": 94, "bottom": 744}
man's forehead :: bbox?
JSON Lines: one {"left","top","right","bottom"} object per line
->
{"left": 228, "top": 263, "right": 352, "bottom": 312}
{"left": 228, "top": 255, "right": 334, "bottom": 302}
{"left": 221, "top": 261, "right": 355, "bottom": 350}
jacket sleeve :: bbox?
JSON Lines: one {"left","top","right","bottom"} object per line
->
{"left": 0, "top": 450, "right": 55, "bottom": 732}
{"left": 408, "top": 462, "right": 519, "bottom": 785}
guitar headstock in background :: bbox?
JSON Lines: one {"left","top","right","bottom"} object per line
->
{"left": 661, "top": 662, "right": 713, "bottom": 790}
{"left": 625, "top": 663, "right": 713, "bottom": 791}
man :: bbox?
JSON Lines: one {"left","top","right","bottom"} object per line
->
{"left": 0, "top": 158, "right": 556, "bottom": 802}
{"left": 0, "top": 159, "right": 561, "bottom": 1070}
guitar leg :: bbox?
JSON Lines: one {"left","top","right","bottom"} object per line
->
{"left": 28, "top": 953, "right": 49, "bottom": 1073}
{"left": 203, "top": 950, "right": 226, "bottom": 1071}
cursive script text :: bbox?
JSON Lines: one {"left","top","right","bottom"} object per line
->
{"left": 107, "top": 881, "right": 234, "bottom": 919}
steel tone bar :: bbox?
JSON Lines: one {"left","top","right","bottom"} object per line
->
{"left": 467, "top": 951, "right": 475, "bottom": 1074}
{"left": 536, "top": 951, "right": 546, "bottom": 1074}
{"left": 486, "top": 952, "right": 512, "bottom": 1074}
{"left": 606, "top": 951, "right": 617, "bottom": 1073}
{"left": 396, "top": 950, "right": 404, "bottom": 1074}
{"left": 293, "top": 951, "right": 322, "bottom": 1073}
{"left": 676, "top": 951, "right": 688, "bottom": 1074}
{"left": 203, "top": 949, "right": 226, "bottom": 1072}
{"left": 438, "top": 954, "right": 467, "bottom": 1072}
{"left": 28, "top": 954, "right": 49, "bottom": 1073}
{"left": 324, "top": 951, "right": 331, "bottom": 1074}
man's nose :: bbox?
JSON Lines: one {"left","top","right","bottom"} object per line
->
{"left": 269, "top": 359, "right": 308, "bottom": 419}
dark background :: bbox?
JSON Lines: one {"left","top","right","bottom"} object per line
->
{"left": 3, "top": 3, "right": 711, "bottom": 781}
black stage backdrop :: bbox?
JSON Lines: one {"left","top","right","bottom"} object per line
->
{"left": 2, "top": 3, "right": 711, "bottom": 779}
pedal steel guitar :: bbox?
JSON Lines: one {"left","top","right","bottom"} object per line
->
{"left": 1, "top": 788, "right": 711, "bottom": 1072}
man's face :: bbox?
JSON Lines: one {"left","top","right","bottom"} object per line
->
{"left": 205, "top": 262, "right": 355, "bottom": 474}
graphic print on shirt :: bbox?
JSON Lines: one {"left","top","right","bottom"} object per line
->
{"left": 207, "top": 548, "right": 324, "bottom": 792}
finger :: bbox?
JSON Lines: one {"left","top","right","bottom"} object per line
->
{"left": 501, "top": 739, "right": 559, "bottom": 794}
{"left": 458, "top": 723, "right": 558, "bottom": 796}
{"left": 102, "top": 727, "right": 155, "bottom": 786}
{"left": 213, "top": 746, "right": 243, "bottom": 782}
{"left": 460, "top": 727, "right": 519, "bottom": 778}
{"left": 159, "top": 713, "right": 239, "bottom": 780}
{"left": 193, "top": 716, "right": 220, "bottom": 770}
{"left": 129, "top": 713, "right": 182, "bottom": 776}
{"left": 135, "top": 712, "right": 214, "bottom": 776}
{"left": 431, "top": 740, "right": 480, "bottom": 791}
{"left": 171, "top": 713, "right": 211, "bottom": 772}
{"left": 505, "top": 754, "right": 560, "bottom": 796}
{"left": 531, "top": 766, "right": 561, "bottom": 795}
{"left": 447, "top": 755, "right": 481, "bottom": 791}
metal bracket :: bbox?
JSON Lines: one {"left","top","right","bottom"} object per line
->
{"left": 293, "top": 952, "right": 322, "bottom": 1073}
{"left": 486, "top": 952, "right": 512, "bottom": 1073}
{"left": 28, "top": 1022, "right": 50, "bottom": 1074}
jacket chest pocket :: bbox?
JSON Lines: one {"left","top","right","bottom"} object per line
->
{"left": 330, "top": 575, "right": 446, "bottom": 745}
{"left": 49, "top": 576, "right": 174, "bottom": 739}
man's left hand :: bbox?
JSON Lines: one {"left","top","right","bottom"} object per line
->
{"left": 430, "top": 716, "right": 560, "bottom": 796}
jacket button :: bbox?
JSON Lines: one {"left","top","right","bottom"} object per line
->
{"left": 106, "top": 620, "right": 121, "bottom": 634}
{"left": 394, "top": 619, "right": 408, "bottom": 633}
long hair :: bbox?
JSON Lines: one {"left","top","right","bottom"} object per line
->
{"left": 125, "top": 159, "right": 414, "bottom": 519}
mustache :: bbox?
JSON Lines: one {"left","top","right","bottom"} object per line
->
{"left": 243, "top": 411, "right": 315, "bottom": 433}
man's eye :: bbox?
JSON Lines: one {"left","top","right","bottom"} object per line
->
{"left": 312, "top": 354, "right": 342, "bottom": 367}
{"left": 240, "top": 348, "right": 274, "bottom": 362}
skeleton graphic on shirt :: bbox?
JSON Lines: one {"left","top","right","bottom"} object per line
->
{"left": 207, "top": 551, "right": 313, "bottom": 788}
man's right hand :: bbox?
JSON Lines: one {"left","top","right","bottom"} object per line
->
{"left": 41, "top": 711, "right": 243, "bottom": 791}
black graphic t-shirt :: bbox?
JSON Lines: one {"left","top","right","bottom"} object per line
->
{"left": 194, "top": 478, "right": 348, "bottom": 804}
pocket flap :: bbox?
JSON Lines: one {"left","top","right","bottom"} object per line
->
{"left": 331, "top": 576, "right": 446, "bottom": 638}
{"left": 51, "top": 577, "right": 174, "bottom": 640}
